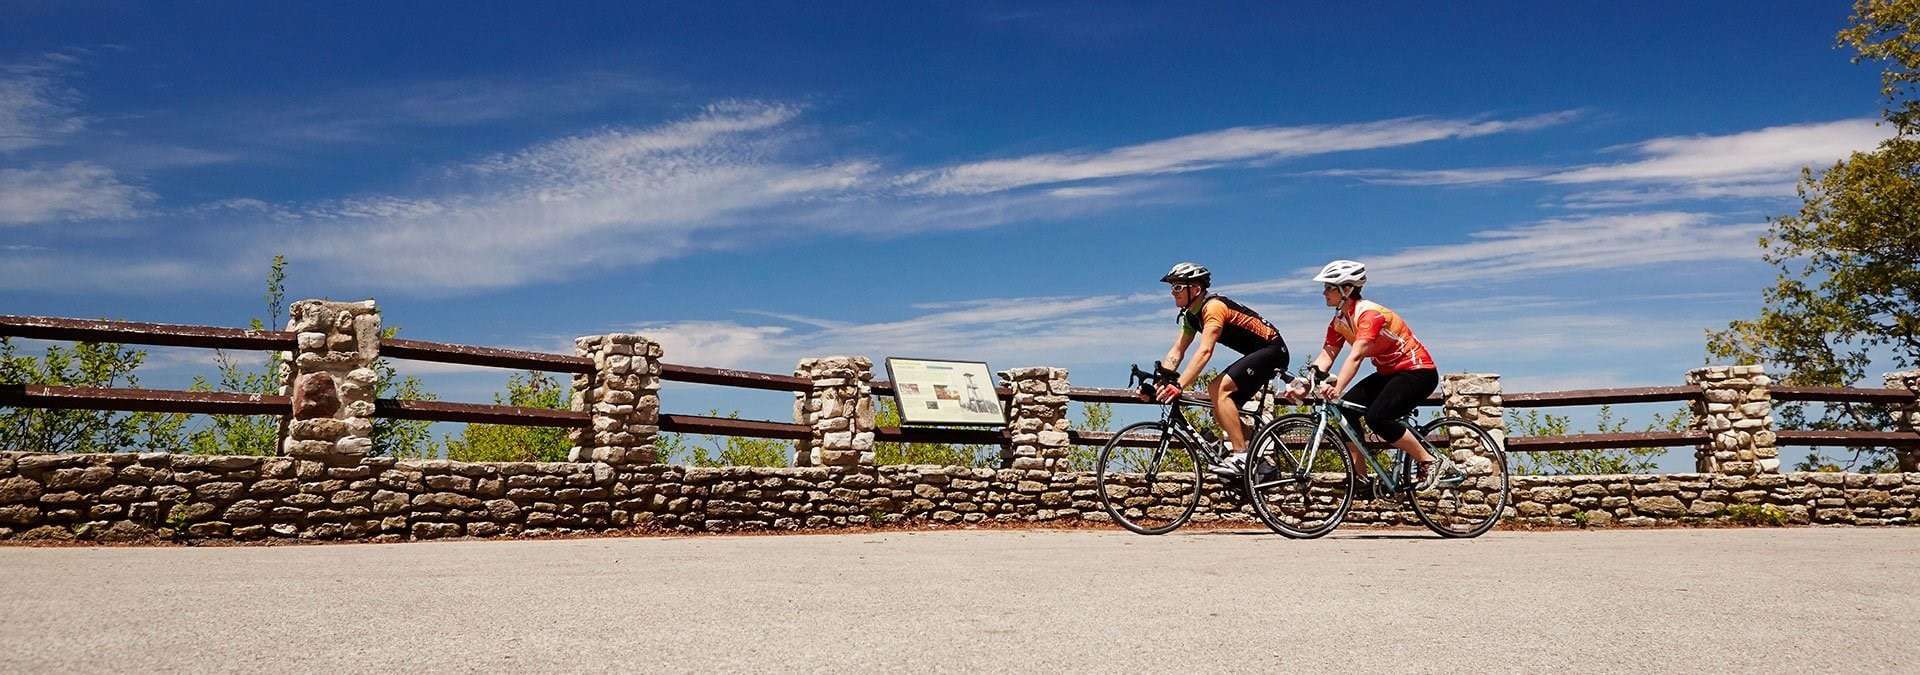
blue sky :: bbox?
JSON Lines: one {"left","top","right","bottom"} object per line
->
{"left": 0, "top": 2, "right": 1899, "bottom": 467}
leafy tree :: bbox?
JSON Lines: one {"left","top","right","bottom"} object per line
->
{"left": 1507, "top": 405, "right": 1688, "bottom": 476}
{"left": 369, "top": 326, "right": 438, "bottom": 459}
{"left": 658, "top": 409, "right": 794, "bottom": 467}
{"left": 1064, "top": 401, "right": 1113, "bottom": 470}
{"left": 871, "top": 396, "right": 997, "bottom": 467}
{"left": 187, "top": 255, "right": 438, "bottom": 457}
{"left": 0, "top": 338, "right": 187, "bottom": 453}
{"left": 1707, "top": 1, "right": 1920, "bottom": 471}
{"left": 443, "top": 370, "right": 569, "bottom": 462}
{"left": 185, "top": 256, "right": 289, "bottom": 456}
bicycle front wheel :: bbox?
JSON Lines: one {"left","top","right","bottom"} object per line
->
{"left": 1410, "top": 417, "right": 1510, "bottom": 538}
{"left": 1095, "top": 421, "right": 1202, "bottom": 535}
{"left": 1245, "top": 414, "right": 1354, "bottom": 539}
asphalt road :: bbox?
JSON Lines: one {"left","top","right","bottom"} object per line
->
{"left": 2, "top": 527, "right": 1916, "bottom": 673}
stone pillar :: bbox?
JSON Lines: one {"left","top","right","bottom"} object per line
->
{"left": 1688, "top": 365, "right": 1778, "bottom": 475}
{"left": 1442, "top": 373, "right": 1506, "bottom": 474}
{"left": 568, "top": 334, "right": 662, "bottom": 465}
{"left": 793, "top": 357, "right": 875, "bottom": 468}
{"left": 282, "top": 300, "right": 380, "bottom": 464}
{"left": 1886, "top": 371, "right": 1920, "bottom": 472}
{"left": 1000, "top": 367, "right": 1070, "bottom": 472}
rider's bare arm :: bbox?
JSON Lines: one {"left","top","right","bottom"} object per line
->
{"left": 1308, "top": 345, "right": 1337, "bottom": 376}
{"left": 1330, "top": 338, "right": 1372, "bottom": 394}
{"left": 1161, "top": 331, "right": 1194, "bottom": 375}
{"left": 1179, "top": 324, "right": 1222, "bottom": 389}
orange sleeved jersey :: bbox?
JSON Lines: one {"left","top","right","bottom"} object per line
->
{"left": 1323, "top": 300, "right": 1435, "bottom": 374}
{"left": 1180, "top": 294, "right": 1284, "bottom": 355}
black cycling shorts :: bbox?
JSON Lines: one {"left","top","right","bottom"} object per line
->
{"left": 1222, "top": 341, "right": 1290, "bottom": 406}
{"left": 1340, "top": 368, "right": 1439, "bottom": 441}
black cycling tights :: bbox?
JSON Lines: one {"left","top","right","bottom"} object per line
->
{"left": 1340, "top": 369, "right": 1439, "bottom": 442}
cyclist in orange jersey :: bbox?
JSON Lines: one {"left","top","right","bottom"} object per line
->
{"left": 1292, "top": 260, "right": 1456, "bottom": 490}
{"left": 1150, "top": 262, "right": 1292, "bottom": 477}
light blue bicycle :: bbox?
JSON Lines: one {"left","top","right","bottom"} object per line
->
{"left": 1241, "top": 377, "right": 1510, "bottom": 538}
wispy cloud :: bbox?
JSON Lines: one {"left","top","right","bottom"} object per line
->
{"left": 1224, "top": 212, "right": 1766, "bottom": 296}
{"left": 895, "top": 111, "right": 1579, "bottom": 195}
{"left": 0, "top": 60, "right": 84, "bottom": 153}
{"left": 1304, "top": 167, "right": 1550, "bottom": 186}
{"left": 244, "top": 72, "right": 666, "bottom": 145}
{"left": 1539, "top": 119, "right": 1886, "bottom": 185}
{"left": 0, "top": 162, "right": 150, "bottom": 225}
{"left": 1310, "top": 119, "right": 1891, "bottom": 207}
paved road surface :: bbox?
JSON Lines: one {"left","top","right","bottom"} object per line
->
{"left": 2, "top": 528, "right": 1916, "bottom": 673}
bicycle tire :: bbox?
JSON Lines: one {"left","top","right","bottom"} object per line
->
{"left": 1244, "top": 413, "right": 1355, "bottom": 539}
{"left": 1095, "top": 421, "right": 1203, "bottom": 535}
{"left": 1409, "top": 416, "right": 1510, "bottom": 538}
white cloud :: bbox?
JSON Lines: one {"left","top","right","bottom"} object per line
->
{"left": 0, "top": 63, "right": 84, "bottom": 153}
{"left": 1305, "top": 167, "right": 1550, "bottom": 186}
{"left": 1310, "top": 119, "right": 1891, "bottom": 207}
{"left": 1539, "top": 119, "right": 1887, "bottom": 185}
{"left": 0, "top": 251, "right": 198, "bottom": 291}
{"left": 0, "top": 162, "right": 150, "bottom": 225}
{"left": 1557, "top": 181, "right": 1800, "bottom": 209}
{"left": 269, "top": 102, "right": 882, "bottom": 290}
{"left": 897, "top": 111, "right": 1579, "bottom": 195}
{"left": 1223, "top": 212, "right": 1766, "bottom": 296}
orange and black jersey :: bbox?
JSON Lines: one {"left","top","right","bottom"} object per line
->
{"left": 1179, "top": 294, "right": 1285, "bottom": 355}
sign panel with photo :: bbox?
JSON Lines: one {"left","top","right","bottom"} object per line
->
{"left": 884, "top": 357, "right": 1005, "bottom": 426}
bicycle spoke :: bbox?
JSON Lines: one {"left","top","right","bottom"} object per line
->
{"left": 1409, "top": 417, "right": 1510, "bottom": 538}
{"left": 1244, "top": 414, "right": 1353, "bottom": 539}
{"left": 1095, "top": 422, "right": 1202, "bottom": 535}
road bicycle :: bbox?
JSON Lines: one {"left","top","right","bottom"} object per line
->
{"left": 1241, "top": 376, "right": 1510, "bottom": 539}
{"left": 1092, "top": 364, "right": 1269, "bottom": 535}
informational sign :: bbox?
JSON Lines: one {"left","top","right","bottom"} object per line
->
{"left": 885, "top": 357, "right": 1005, "bottom": 426}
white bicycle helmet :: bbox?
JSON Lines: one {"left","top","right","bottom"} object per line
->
{"left": 1161, "top": 262, "right": 1211, "bottom": 285}
{"left": 1312, "top": 259, "right": 1367, "bottom": 287}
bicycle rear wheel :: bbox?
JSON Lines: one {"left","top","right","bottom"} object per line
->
{"left": 1244, "top": 414, "right": 1354, "bottom": 539}
{"left": 1095, "top": 421, "right": 1202, "bottom": 535}
{"left": 1410, "top": 417, "right": 1510, "bottom": 538}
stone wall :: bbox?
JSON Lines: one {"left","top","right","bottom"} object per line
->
{"left": 4, "top": 450, "right": 1915, "bottom": 542}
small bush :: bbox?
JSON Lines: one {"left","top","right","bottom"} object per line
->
{"left": 1725, "top": 503, "right": 1789, "bottom": 527}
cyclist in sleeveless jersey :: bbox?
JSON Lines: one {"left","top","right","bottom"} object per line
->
{"left": 1150, "top": 262, "right": 1292, "bottom": 477}
{"left": 1292, "top": 260, "right": 1456, "bottom": 490}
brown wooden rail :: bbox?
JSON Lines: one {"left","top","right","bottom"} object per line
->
{"left": 375, "top": 399, "right": 589, "bottom": 426}
{"left": 0, "top": 315, "right": 294, "bottom": 351}
{"left": 378, "top": 338, "right": 815, "bottom": 393}
{"left": 381, "top": 338, "right": 593, "bottom": 374}
{"left": 0, "top": 384, "right": 287, "bottom": 416}
{"left": 874, "top": 426, "right": 1006, "bottom": 445}
{"left": 660, "top": 413, "right": 812, "bottom": 440}
{"left": 1771, "top": 386, "right": 1916, "bottom": 404}
{"left": 1505, "top": 431, "right": 1705, "bottom": 452}
{"left": 661, "top": 364, "right": 809, "bottom": 391}
{"left": 1775, "top": 429, "right": 1920, "bottom": 448}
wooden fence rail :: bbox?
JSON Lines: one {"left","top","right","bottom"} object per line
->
{"left": 5, "top": 313, "right": 1919, "bottom": 457}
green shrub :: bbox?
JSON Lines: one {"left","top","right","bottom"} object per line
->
{"left": 1725, "top": 503, "right": 1790, "bottom": 527}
